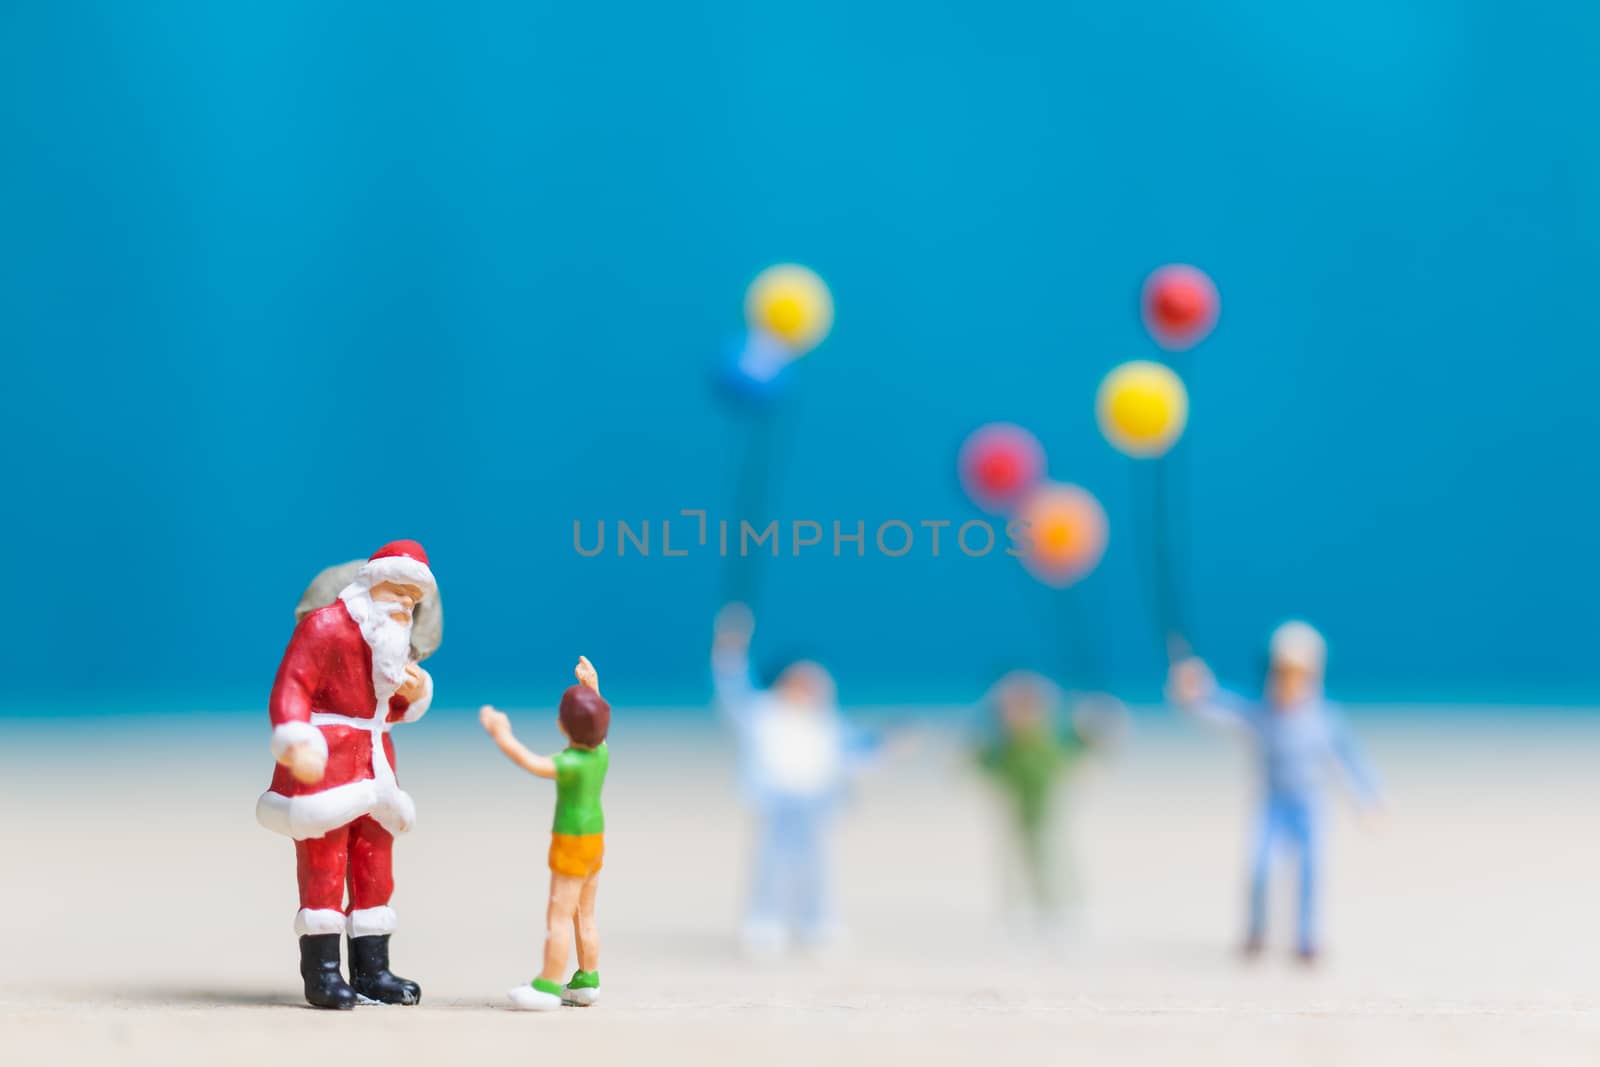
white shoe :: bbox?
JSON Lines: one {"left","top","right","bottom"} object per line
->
{"left": 562, "top": 985, "right": 600, "bottom": 1007}
{"left": 798, "top": 921, "right": 850, "bottom": 956}
{"left": 740, "top": 917, "right": 790, "bottom": 960}
{"left": 507, "top": 984, "right": 562, "bottom": 1011}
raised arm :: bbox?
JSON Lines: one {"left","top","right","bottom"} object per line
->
{"left": 711, "top": 602, "right": 757, "bottom": 720}
{"left": 1166, "top": 657, "right": 1255, "bottom": 732}
{"left": 575, "top": 655, "right": 600, "bottom": 696}
{"left": 479, "top": 705, "right": 557, "bottom": 779}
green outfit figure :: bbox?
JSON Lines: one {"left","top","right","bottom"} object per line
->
{"left": 480, "top": 656, "right": 611, "bottom": 1011}
{"left": 974, "top": 671, "right": 1125, "bottom": 927}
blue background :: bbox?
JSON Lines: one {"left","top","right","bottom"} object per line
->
{"left": 2, "top": 1, "right": 1595, "bottom": 709}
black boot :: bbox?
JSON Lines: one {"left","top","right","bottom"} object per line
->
{"left": 299, "top": 934, "right": 356, "bottom": 1010}
{"left": 348, "top": 934, "right": 421, "bottom": 1005}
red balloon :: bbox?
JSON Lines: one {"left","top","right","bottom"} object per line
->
{"left": 1142, "top": 264, "right": 1219, "bottom": 350}
{"left": 959, "top": 423, "right": 1045, "bottom": 513}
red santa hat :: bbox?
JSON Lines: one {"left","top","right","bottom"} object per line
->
{"left": 356, "top": 540, "right": 436, "bottom": 594}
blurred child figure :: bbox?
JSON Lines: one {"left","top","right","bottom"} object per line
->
{"left": 711, "top": 603, "right": 882, "bottom": 957}
{"left": 1167, "top": 621, "right": 1382, "bottom": 962}
{"left": 973, "top": 671, "right": 1125, "bottom": 933}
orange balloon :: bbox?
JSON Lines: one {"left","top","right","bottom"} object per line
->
{"left": 1016, "top": 483, "right": 1109, "bottom": 588}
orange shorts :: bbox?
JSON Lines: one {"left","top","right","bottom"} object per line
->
{"left": 549, "top": 833, "right": 604, "bottom": 878}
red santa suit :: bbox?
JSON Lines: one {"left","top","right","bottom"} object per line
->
{"left": 256, "top": 542, "right": 435, "bottom": 939}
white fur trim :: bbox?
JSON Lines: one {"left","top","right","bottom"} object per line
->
{"left": 295, "top": 908, "right": 347, "bottom": 936}
{"left": 357, "top": 555, "right": 436, "bottom": 595}
{"left": 373, "top": 787, "right": 416, "bottom": 836}
{"left": 257, "top": 715, "right": 418, "bottom": 839}
{"left": 562, "top": 986, "right": 600, "bottom": 1007}
{"left": 396, "top": 668, "right": 432, "bottom": 724}
{"left": 257, "top": 779, "right": 378, "bottom": 840}
{"left": 270, "top": 721, "right": 328, "bottom": 763}
{"left": 255, "top": 779, "right": 417, "bottom": 840}
{"left": 348, "top": 906, "right": 397, "bottom": 936}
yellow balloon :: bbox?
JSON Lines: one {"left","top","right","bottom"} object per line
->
{"left": 745, "top": 264, "right": 833, "bottom": 354}
{"left": 1096, "top": 360, "right": 1189, "bottom": 458}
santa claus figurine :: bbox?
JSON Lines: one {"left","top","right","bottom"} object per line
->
{"left": 256, "top": 540, "right": 437, "bottom": 1009}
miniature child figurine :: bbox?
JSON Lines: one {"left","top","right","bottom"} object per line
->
{"left": 1167, "top": 621, "right": 1382, "bottom": 962}
{"left": 480, "top": 656, "right": 610, "bottom": 1011}
{"left": 256, "top": 541, "right": 436, "bottom": 1010}
{"left": 711, "top": 603, "right": 882, "bottom": 956}
{"left": 973, "top": 671, "right": 1125, "bottom": 930}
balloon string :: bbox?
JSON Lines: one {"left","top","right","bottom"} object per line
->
{"left": 1166, "top": 351, "right": 1195, "bottom": 663}
{"left": 1151, "top": 456, "right": 1186, "bottom": 656}
{"left": 1130, "top": 458, "right": 1187, "bottom": 665}
{"left": 722, "top": 408, "right": 779, "bottom": 612}
{"left": 722, "top": 414, "right": 756, "bottom": 606}
{"left": 1053, "top": 585, "right": 1106, "bottom": 691}
{"left": 1051, "top": 588, "right": 1074, "bottom": 684}
{"left": 1167, "top": 426, "right": 1193, "bottom": 663}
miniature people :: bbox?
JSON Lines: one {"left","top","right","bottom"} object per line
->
{"left": 480, "top": 656, "right": 610, "bottom": 1011}
{"left": 256, "top": 541, "right": 437, "bottom": 1010}
{"left": 1166, "top": 621, "right": 1382, "bottom": 962}
{"left": 711, "top": 603, "right": 882, "bottom": 956}
{"left": 973, "top": 671, "right": 1125, "bottom": 928}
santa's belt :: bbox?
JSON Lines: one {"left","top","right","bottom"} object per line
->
{"left": 310, "top": 712, "right": 392, "bottom": 733}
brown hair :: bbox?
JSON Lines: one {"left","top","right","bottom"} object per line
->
{"left": 558, "top": 684, "right": 610, "bottom": 747}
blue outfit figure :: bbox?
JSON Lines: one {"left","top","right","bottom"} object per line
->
{"left": 1167, "top": 621, "right": 1382, "bottom": 962}
{"left": 711, "top": 603, "right": 882, "bottom": 957}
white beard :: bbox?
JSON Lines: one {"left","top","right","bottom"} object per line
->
{"left": 339, "top": 582, "right": 416, "bottom": 702}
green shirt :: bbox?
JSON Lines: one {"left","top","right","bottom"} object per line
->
{"left": 977, "top": 728, "right": 1082, "bottom": 831}
{"left": 551, "top": 743, "right": 608, "bottom": 836}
